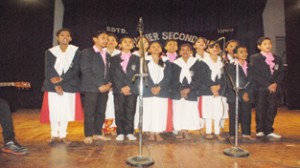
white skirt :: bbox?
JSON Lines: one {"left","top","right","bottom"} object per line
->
{"left": 172, "top": 98, "right": 201, "bottom": 131}
{"left": 202, "top": 96, "right": 229, "bottom": 119}
{"left": 48, "top": 92, "right": 76, "bottom": 122}
{"left": 134, "top": 97, "right": 168, "bottom": 133}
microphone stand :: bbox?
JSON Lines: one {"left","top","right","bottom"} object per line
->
{"left": 126, "top": 17, "right": 154, "bottom": 167}
{"left": 220, "top": 38, "right": 249, "bottom": 157}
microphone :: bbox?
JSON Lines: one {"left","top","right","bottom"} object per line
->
{"left": 137, "top": 17, "right": 144, "bottom": 32}
{"left": 213, "top": 37, "right": 225, "bottom": 44}
{"left": 208, "top": 37, "right": 225, "bottom": 48}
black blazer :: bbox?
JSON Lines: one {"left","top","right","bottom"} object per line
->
{"left": 198, "top": 61, "right": 226, "bottom": 96}
{"left": 250, "top": 53, "right": 284, "bottom": 91}
{"left": 80, "top": 47, "right": 111, "bottom": 92}
{"left": 170, "top": 60, "right": 202, "bottom": 101}
{"left": 143, "top": 60, "right": 172, "bottom": 98}
{"left": 42, "top": 49, "right": 81, "bottom": 92}
{"left": 110, "top": 54, "right": 140, "bottom": 95}
{"left": 226, "top": 62, "right": 254, "bottom": 103}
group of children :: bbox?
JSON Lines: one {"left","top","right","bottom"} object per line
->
{"left": 40, "top": 28, "right": 284, "bottom": 145}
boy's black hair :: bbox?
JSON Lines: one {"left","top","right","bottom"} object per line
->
{"left": 194, "top": 37, "right": 208, "bottom": 45}
{"left": 119, "top": 36, "right": 133, "bottom": 43}
{"left": 164, "top": 39, "right": 178, "bottom": 46}
{"left": 207, "top": 40, "right": 220, "bottom": 49}
{"left": 225, "top": 40, "right": 239, "bottom": 48}
{"left": 257, "top": 36, "right": 271, "bottom": 46}
{"left": 180, "top": 43, "right": 193, "bottom": 51}
{"left": 108, "top": 33, "right": 118, "bottom": 42}
{"left": 233, "top": 45, "right": 247, "bottom": 54}
{"left": 93, "top": 30, "right": 108, "bottom": 38}
{"left": 56, "top": 28, "right": 72, "bottom": 37}
{"left": 137, "top": 36, "right": 149, "bottom": 44}
{"left": 149, "top": 41, "right": 163, "bottom": 48}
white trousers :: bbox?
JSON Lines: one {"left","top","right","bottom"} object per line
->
{"left": 205, "top": 119, "right": 221, "bottom": 135}
{"left": 51, "top": 121, "right": 68, "bottom": 138}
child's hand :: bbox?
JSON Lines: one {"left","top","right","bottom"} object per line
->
{"left": 55, "top": 85, "right": 64, "bottom": 95}
{"left": 50, "top": 77, "right": 63, "bottom": 84}
{"left": 151, "top": 86, "right": 161, "bottom": 95}
{"left": 212, "top": 90, "right": 219, "bottom": 97}
{"left": 242, "top": 93, "right": 249, "bottom": 102}
{"left": 268, "top": 83, "right": 277, "bottom": 93}
{"left": 121, "top": 86, "right": 131, "bottom": 95}
{"left": 210, "top": 85, "right": 220, "bottom": 93}
{"left": 180, "top": 88, "right": 190, "bottom": 99}
{"left": 98, "top": 83, "right": 111, "bottom": 93}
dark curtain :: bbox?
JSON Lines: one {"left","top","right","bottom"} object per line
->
{"left": 285, "top": 0, "right": 300, "bottom": 109}
{"left": 0, "top": 0, "right": 267, "bottom": 109}
{"left": 62, "top": 0, "right": 266, "bottom": 54}
{"left": 0, "top": 0, "right": 55, "bottom": 110}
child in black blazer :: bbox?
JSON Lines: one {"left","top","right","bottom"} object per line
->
{"left": 80, "top": 31, "right": 112, "bottom": 144}
{"left": 250, "top": 37, "right": 284, "bottom": 139}
{"left": 111, "top": 37, "right": 140, "bottom": 141}
{"left": 227, "top": 45, "right": 255, "bottom": 141}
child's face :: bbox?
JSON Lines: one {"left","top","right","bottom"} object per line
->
{"left": 207, "top": 44, "right": 221, "bottom": 56}
{"left": 56, "top": 31, "right": 72, "bottom": 45}
{"left": 165, "top": 41, "right": 178, "bottom": 53}
{"left": 225, "top": 41, "right": 238, "bottom": 55}
{"left": 148, "top": 43, "right": 162, "bottom": 55}
{"left": 179, "top": 46, "right": 192, "bottom": 59}
{"left": 234, "top": 48, "right": 248, "bottom": 60}
{"left": 258, "top": 39, "right": 272, "bottom": 53}
{"left": 93, "top": 33, "right": 108, "bottom": 48}
{"left": 138, "top": 38, "right": 149, "bottom": 50}
{"left": 194, "top": 38, "right": 206, "bottom": 50}
{"left": 107, "top": 36, "right": 118, "bottom": 49}
{"left": 120, "top": 38, "right": 134, "bottom": 51}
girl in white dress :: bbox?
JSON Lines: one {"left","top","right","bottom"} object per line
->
{"left": 171, "top": 44, "right": 202, "bottom": 139}
{"left": 134, "top": 42, "right": 171, "bottom": 141}
{"left": 41, "top": 28, "right": 83, "bottom": 145}
{"left": 200, "top": 41, "right": 228, "bottom": 141}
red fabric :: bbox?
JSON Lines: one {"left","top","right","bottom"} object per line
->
{"left": 198, "top": 96, "right": 202, "bottom": 118}
{"left": 74, "top": 93, "right": 84, "bottom": 121}
{"left": 166, "top": 98, "right": 173, "bottom": 132}
{"left": 40, "top": 92, "right": 50, "bottom": 123}
{"left": 40, "top": 92, "right": 84, "bottom": 123}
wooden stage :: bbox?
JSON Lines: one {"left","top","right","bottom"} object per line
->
{"left": 1, "top": 107, "right": 300, "bottom": 168}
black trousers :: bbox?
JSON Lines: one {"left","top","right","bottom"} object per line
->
{"left": 0, "top": 98, "right": 15, "bottom": 144}
{"left": 83, "top": 92, "right": 108, "bottom": 137}
{"left": 113, "top": 94, "right": 137, "bottom": 135}
{"left": 254, "top": 90, "right": 278, "bottom": 134}
{"left": 228, "top": 101, "right": 252, "bottom": 136}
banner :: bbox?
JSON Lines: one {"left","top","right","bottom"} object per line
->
{"left": 106, "top": 25, "right": 236, "bottom": 46}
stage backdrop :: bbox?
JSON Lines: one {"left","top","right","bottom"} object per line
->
{"left": 62, "top": 0, "right": 266, "bottom": 54}
{"left": 0, "top": 0, "right": 55, "bottom": 110}
{"left": 0, "top": 0, "right": 266, "bottom": 109}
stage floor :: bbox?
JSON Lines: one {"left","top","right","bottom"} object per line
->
{"left": 1, "top": 107, "right": 300, "bottom": 168}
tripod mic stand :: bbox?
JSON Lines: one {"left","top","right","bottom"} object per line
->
{"left": 126, "top": 17, "right": 154, "bottom": 167}
{"left": 217, "top": 38, "right": 250, "bottom": 157}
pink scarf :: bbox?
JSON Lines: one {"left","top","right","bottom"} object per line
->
{"left": 235, "top": 60, "right": 248, "bottom": 76}
{"left": 261, "top": 52, "right": 275, "bottom": 74}
{"left": 167, "top": 52, "right": 177, "bottom": 62}
{"left": 93, "top": 45, "right": 106, "bottom": 64}
{"left": 120, "top": 52, "right": 131, "bottom": 73}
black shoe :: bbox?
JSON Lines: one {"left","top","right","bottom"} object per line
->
{"left": 2, "top": 141, "right": 28, "bottom": 155}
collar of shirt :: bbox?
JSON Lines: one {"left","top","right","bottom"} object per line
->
{"left": 93, "top": 45, "right": 106, "bottom": 64}
{"left": 261, "top": 51, "right": 275, "bottom": 74}
{"left": 166, "top": 52, "right": 177, "bottom": 62}
{"left": 120, "top": 52, "right": 132, "bottom": 73}
{"left": 234, "top": 59, "right": 248, "bottom": 76}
